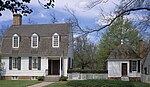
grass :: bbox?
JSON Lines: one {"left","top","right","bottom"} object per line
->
{"left": 0, "top": 80, "right": 39, "bottom": 87}
{"left": 46, "top": 81, "right": 71, "bottom": 87}
{"left": 47, "top": 80, "right": 150, "bottom": 87}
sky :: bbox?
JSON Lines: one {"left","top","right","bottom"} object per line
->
{"left": 0, "top": 0, "right": 119, "bottom": 44}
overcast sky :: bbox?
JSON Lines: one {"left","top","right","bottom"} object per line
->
{"left": 0, "top": 0, "right": 119, "bottom": 43}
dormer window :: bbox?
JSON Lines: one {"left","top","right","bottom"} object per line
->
{"left": 52, "top": 33, "right": 59, "bottom": 48}
{"left": 12, "top": 34, "right": 19, "bottom": 48}
{"left": 31, "top": 33, "right": 38, "bottom": 48}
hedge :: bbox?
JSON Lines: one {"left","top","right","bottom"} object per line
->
{"left": 67, "top": 80, "right": 150, "bottom": 87}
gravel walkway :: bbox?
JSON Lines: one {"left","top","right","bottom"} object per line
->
{"left": 27, "top": 82, "right": 54, "bottom": 87}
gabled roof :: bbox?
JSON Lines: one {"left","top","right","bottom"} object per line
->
{"left": 4, "top": 23, "right": 71, "bottom": 37}
{"left": 1, "top": 23, "right": 72, "bottom": 57}
{"left": 108, "top": 44, "right": 141, "bottom": 60}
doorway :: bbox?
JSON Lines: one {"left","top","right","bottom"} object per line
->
{"left": 48, "top": 60, "right": 60, "bottom": 75}
{"left": 122, "top": 63, "right": 127, "bottom": 76}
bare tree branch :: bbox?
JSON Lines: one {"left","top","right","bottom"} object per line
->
{"left": 85, "top": 7, "right": 150, "bottom": 34}
{"left": 49, "top": 12, "right": 58, "bottom": 24}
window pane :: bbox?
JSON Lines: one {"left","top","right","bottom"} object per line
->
{"left": 13, "top": 57, "right": 18, "bottom": 69}
{"left": 132, "top": 61, "right": 137, "bottom": 71}
{"left": 32, "top": 36, "right": 38, "bottom": 47}
{"left": 14, "top": 36, "right": 18, "bottom": 47}
{"left": 32, "top": 57, "right": 38, "bottom": 68}
{"left": 53, "top": 35, "right": 59, "bottom": 47}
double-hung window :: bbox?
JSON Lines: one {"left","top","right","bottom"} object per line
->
{"left": 29, "top": 57, "right": 41, "bottom": 70}
{"left": 52, "top": 33, "right": 59, "bottom": 48}
{"left": 13, "top": 57, "right": 18, "bottom": 69}
{"left": 130, "top": 60, "right": 140, "bottom": 73}
{"left": 9, "top": 57, "right": 21, "bottom": 70}
{"left": 12, "top": 34, "right": 19, "bottom": 48}
{"left": 31, "top": 33, "right": 38, "bottom": 48}
{"left": 32, "top": 57, "right": 38, "bottom": 69}
{"left": 131, "top": 61, "right": 137, "bottom": 71}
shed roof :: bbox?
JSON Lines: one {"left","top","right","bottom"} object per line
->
{"left": 108, "top": 44, "right": 141, "bottom": 60}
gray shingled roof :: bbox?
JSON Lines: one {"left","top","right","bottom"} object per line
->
{"left": 4, "top": 24, "right": 71, "bottom": 37}
{"left": 108, "top": 44, "right": 141, "bottom": 60}
{"left": 1, "top": 23, "right": 72, "bottom": 57}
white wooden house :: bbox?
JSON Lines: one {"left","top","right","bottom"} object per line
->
{"left": 107, "top": 44, "right": 142, "bottom": 81}
{"left": 1, "top": 14, "right": 73, "bottom": 80}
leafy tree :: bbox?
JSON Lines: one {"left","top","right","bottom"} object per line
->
{"left": 0, "top": 0, "right": 55, "bottom": 16}
{"left": 74, "top": 35, "right": 97, "bottom": 69}
{"left": 97, "top": 18, "right": 140, "bottom": 70}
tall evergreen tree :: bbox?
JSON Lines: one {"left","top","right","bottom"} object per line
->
{"left": 97, "top": 18, "right": 140, "bottom": 70}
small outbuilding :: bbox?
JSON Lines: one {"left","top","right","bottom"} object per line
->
{"left": 107, "top": 44, "right": 142, "bottom": 81}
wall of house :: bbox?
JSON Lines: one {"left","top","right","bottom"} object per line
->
{"left": 1, "top": 57, "right": 48, "bottom": 77}
{"left": 108, "top": 60, "right": 141, "bottom": 78}
{"left": 143, "top": 52, "right": 150, "bottom": 75}
{"left": 63, "top": 57, "right": 68, "bottom": 76}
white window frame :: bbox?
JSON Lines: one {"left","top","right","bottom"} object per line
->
{"left": 12, "top": 34, "right": 19, "bottom": 48}
{"left": 31, "top": 33, "right": 38, "bottom": 48}
{"left": 131, "top": 61, "right": 137, "bottom": 71}
{"left": 32, "top": 57, "right": 38, "bottom": 69}
{"left": 52, "top": 33, "right": 59, "bottom": 48}
{"left": 12, "top": 57, "right": 18, "bottom": 70}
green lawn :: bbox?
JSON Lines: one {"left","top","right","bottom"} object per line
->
{"left": 0, "top": 80, "right": 39, "bottom": 87}
{"left": 47, "top": 80, "right": 150, "bottom": 87}
{"left": 46, "top": 81, "right": 71, "bottom": 87}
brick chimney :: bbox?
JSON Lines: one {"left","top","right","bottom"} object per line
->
{"left": 13, "top": 14, "right": 22, "bottom": 25}
{"left": 139, "top": 40, "right": 143, "bottom": 58}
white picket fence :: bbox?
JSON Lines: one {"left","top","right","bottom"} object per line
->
{"left": 68, "top": 73, "right": 108, "bottom": 80}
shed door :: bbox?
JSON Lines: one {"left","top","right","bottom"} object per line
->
{"left": 122, "top": 63, "right": 127, "bottom": 76}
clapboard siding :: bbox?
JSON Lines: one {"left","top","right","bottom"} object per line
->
{"left": 108, "top": 60, "right": 141, "bottom": 78}
{"left": 1, "top": 57, "right": 48, "bottom": 76}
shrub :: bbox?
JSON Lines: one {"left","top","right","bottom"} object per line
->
{"left": 67, "top": 80, "right": 136, "bottom": 87}
{"left": 68, "top": 69, "right": 107, "bottom": 73}
{"left": 59, "top": 76, "right": 68, "bottom": 81}
{"left": 37, "top": 76, "right": 44, "bottom": 81}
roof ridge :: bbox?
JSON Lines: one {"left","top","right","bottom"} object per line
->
{"left": 11, "top": 23, "right": 72, "bottom": 27}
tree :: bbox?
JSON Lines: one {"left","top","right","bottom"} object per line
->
{"left": 97, "top": 17, "right": 140, "bottom": 70}
{"left": 0, "top": 24, "right": 9, "bottom": 44}
{"left": 0, "top": 0, "right": 55, "bottom": 16}
{"left": 49, "top": 12, "right": 58, "bottom": 24}
{"left": 74, "top": 35, "right": 97, "bottom": 69}
{"left": 27, "top": 17, "right": 37, "bottom": 24}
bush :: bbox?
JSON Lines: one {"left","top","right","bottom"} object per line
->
{"left": 67, "top": 80, "right": 134, "bottom": 87}
{"left": 37, "top": 76, "right": 44, "bottom": 81}
{"left": 68, "top": 69, "right": 107, "bottom": 73}
{"left": 59, "top": 76, "right": 68, "bottom": 81}
{"left": 67, "top": 80, "right": 136, "bottom": 87}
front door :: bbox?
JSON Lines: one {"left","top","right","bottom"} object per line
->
{"left": 122, "top": 63, "right": 127, "bottom": 76}
{"left": 48, "top": 60, "right": 60, "bottom": 75}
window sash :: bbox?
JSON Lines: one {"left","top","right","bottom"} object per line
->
{"left": 131, "top": 61, "right": 137, "bottom": 71}
{"left": 13, "top": 36, "right": 19, "bottom": 48}
{"left": 32, "top": 57, "right": 38, "bottom": 68}
{"left": 32, "top": 36, "right": 38, "bottom": 47}
{"left": 31, "top": 34, "right": 38, "bottom": 48}
{"left": 53, "top": 34, "right": 59, "bottom": 47}
{"left": 12, "top": 57, "right": 18, "bottom": 69}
